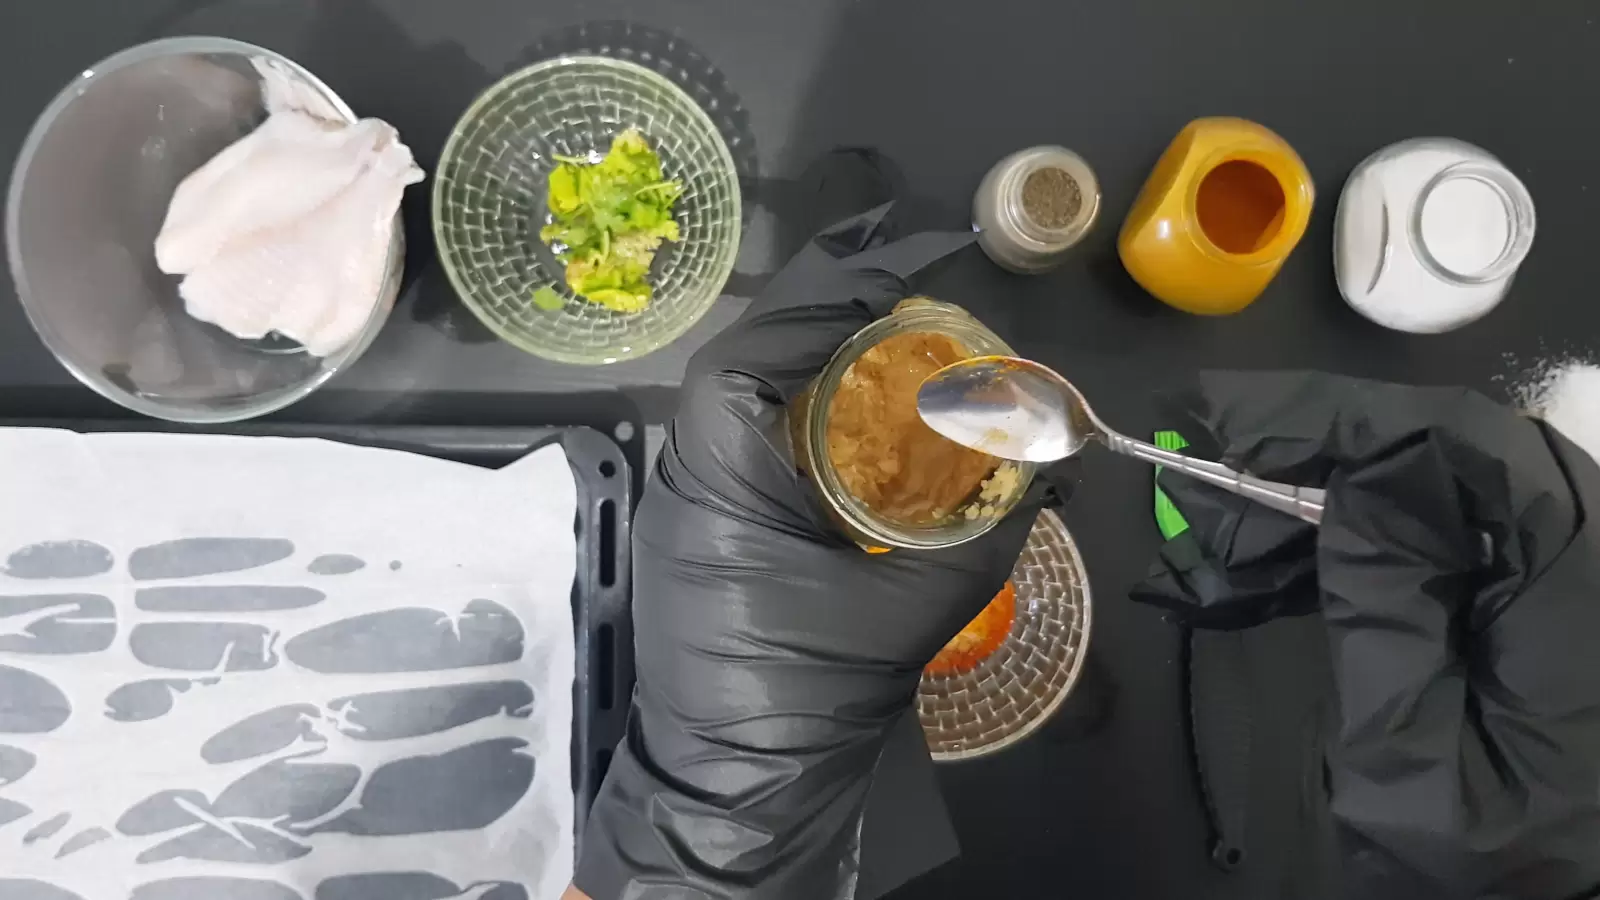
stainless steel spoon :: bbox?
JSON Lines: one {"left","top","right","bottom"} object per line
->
{"left": 916, "top": 355, "right": 1325, "bottom": 525}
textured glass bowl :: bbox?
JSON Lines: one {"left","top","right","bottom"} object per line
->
{"left": 433, "top": 56, "right": 741, "bottom": 364}
{"left": 918, "top": 508, "right": 1093, "bottom": 762}
{"left": 5, "top": 37, "right": 403, "bottom": 423}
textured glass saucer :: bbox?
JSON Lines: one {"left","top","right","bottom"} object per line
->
{"left": 918, "top": 508, "right": 1092, "bottom": 762}
{"left": 432, "top": 55, "right": 741, "bottom": 364}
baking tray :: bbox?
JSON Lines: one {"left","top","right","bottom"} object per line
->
{"left": 0, "top": 419, "right": 634, "bottom": 844}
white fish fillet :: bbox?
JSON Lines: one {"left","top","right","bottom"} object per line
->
{"left": 154, "top": 60, "right": 422, "bottom": 357}
{"left": 154, "top": 115, "right": 390, "bottom": 275}
{"left": 180, "top": 127, "right": 419, "bottom": 356}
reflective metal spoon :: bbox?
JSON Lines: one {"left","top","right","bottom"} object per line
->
{"left": 916, "top": 355, "right": 1325, "bottom": 525}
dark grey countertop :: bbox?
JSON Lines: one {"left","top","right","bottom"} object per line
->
{"left": 5, "top": 2, "right": 1600, "bottom": 897}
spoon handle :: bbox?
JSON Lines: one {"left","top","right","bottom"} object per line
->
{"left": 1098, "top": 431, "right": 1325, "bottom": 526}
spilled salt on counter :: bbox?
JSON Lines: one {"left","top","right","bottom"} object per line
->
{"left": 1515, "top": 360, "right": 1600, "bottom": 461}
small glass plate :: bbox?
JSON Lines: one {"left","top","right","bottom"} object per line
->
{"left": 917, "top": 508, "right": 1092, "bottom": 762}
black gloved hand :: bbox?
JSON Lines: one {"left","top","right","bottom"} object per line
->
{"left": 575, "top": 207, "right": 1040, "bottom": 900}
{"left": 1135, "top": 371, "right": 1600, "bottom": 899}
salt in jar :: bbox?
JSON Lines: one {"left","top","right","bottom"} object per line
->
{"left": 1334, "top": 138, "right": 1536, "bottom": 333}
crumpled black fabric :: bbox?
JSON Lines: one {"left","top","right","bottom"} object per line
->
{"left": 1133, "top": 371, "right": 1600, "bottom": 900}
{"left": 574, "top": 206, "right": 1044, "bottom": 900}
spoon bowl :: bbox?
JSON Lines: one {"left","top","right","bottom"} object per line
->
{"left": 914, "top": 355, "right": 1102, "bottom": 462}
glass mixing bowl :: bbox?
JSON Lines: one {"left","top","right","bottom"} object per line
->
{"left": 432, "top": 56, "right": 742, "bottom": 364}
{"left": 5, "top": 37, "right": 404, "bottom": 423}
{"left": 918, "top": 508, "right": 1093, "bottom": 761}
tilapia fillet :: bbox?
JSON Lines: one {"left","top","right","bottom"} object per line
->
{"left": 154, "top": 58, "right": 423, "bottom": 357}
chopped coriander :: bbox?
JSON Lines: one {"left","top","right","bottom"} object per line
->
{"left": 531, "top": 285, "right": 565, "bottom": 311}
{"left": 538, "top": 129, "right": 682, "bottom": 314}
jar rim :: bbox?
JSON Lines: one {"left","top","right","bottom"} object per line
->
{"left": 1408, "top": 162, "right": 1536, "bottom": 286}
{"left": 997, "top": 150, "right": 1102, "bottom": 250}
{"left": 1183, "top": 148, "right": 1314, "bottom": 265}
{"left": 801, "top": 299, "right": 1036, "bottom": 550}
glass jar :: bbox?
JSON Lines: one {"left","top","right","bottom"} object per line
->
{"left": 1334, "top": 137, "right": 1536, "bottom": 334}
{"left": 1118, "top": 117, "right": 1314, "bottom": 315}
{"left": 973, "top": 146, "right": 1102, "bottom": 274}
{"left": 789, "top": 298, "right": 1036, "bottom": 551}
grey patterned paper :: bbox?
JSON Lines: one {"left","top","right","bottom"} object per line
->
{"left": 0, "top": 429, "right": 577, "bottom": 900}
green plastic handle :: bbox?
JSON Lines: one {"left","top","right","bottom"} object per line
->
{"left": 1153, "top": 430, "right": 1191, "bottom": 540}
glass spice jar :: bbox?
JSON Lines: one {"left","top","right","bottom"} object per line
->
{"left": 788, "top": 297, "right": 1036, "bottom": 552}
{"left": 973, "top": 146, "right": 1102, "bottom": 274}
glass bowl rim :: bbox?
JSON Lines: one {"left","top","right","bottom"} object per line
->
{"left": 430, "top": 53, "right": 743, "bottom": 365}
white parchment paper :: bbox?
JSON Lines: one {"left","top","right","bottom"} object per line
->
{"left": 0, "top": 428, "right": 576, "bottom": 900}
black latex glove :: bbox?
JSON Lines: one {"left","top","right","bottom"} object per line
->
{"left": 1134, "top": 371, "right": 1600, "bottom": 899}
{"left": 574, "top": 207, "right": 1040, "bottom": 900}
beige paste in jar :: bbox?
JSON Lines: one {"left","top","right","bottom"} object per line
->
{"left": 824, "top": 331, "right": 998, "bottom": 525}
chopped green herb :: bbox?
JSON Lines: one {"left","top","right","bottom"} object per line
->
{"left": 538, "top": 129, "right": 683, "bottom": 314}
{"left": 531, "top": 285, "right": 565, "bottom": 311}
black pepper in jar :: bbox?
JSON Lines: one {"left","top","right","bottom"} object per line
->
{"left": 973, "top": 146, "right": 1101, "bottom": 274}
{"left": 1021, "top": 167, "right": 1083, "bottom": 230}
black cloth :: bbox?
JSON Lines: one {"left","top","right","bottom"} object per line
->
{"left": 575, "top": 206, "right": 1043, "bottom": 900}
{"left": 1135, "top": 372, "right": 1600, "bottom": 900}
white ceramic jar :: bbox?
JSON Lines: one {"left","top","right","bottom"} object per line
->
{"left": 1334, "top": 138, "right": 1535, "bottom": 333}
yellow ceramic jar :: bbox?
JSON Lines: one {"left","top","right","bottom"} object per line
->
{"left": 1118, "top": 118, "right": 1314, "bottom": 315}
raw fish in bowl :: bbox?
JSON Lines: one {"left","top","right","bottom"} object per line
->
{"left": 6, "top": 37, "right": 418, "bottom": 422}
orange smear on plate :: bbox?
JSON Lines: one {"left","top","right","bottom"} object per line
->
{"left": 926, "top": 581, "right": 1016, "bottom": 676}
